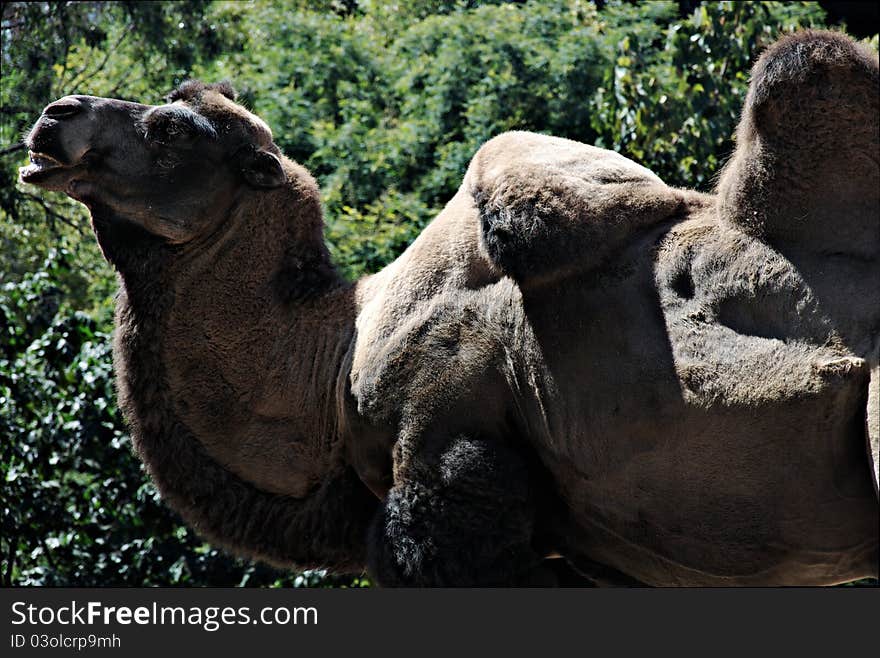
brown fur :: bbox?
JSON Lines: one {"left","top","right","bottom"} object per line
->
{"left": 20, "top": 30, "right": 879, "bottom": 585}
{"left": 718, "top": 30, "right": 879, "bottom": 257}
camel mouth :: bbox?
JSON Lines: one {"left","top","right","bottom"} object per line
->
{"left": 19, "top": 151, "right": 71, "bottom": 185}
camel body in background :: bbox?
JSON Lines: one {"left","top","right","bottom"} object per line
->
{"left": 20, "top": 31, "right": 878, "bottom": 585}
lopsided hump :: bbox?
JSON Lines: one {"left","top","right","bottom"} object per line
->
{"left": 167, "top": 79, "right": 237, "bottom": 104}
{"left": 717, "top": 30, "right": 878, "bottom": 256}
{"left": 751, "top": 29, "right": 877, "bottom": 89}
{"left": 744, "top": 29, "right": 878, "bottom": 125}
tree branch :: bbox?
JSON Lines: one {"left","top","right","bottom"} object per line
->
{"left": 22, "top": 191, "right": 87, "bottom": 236}
{"left": 0, "top": 142, "right": 26, "bottom": 157}
{"left": 67, "top": 27, "right": 130, "bottom": 93}
{"left": 50, "top": 5, "right": 72, "bottom": 99}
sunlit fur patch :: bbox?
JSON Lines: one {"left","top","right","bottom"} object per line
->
{"left": 166, "top": 79, "right": 236, "bottom": 103}
{"left": 140, "top": 104, "right": 218, "bottom": 142}
{"left": 200, "top": 89, "right": 275, "bottom": 149}
{"left": 164, "top": 79, "right": 275, "bottom": 151}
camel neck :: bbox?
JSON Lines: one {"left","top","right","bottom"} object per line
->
{"left": 158, "top": 212, "right": 356, "bottom": 497}
{"left": 103, "top": 200, "right": 376, "bottom": 571}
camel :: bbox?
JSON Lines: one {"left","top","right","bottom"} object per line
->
{"left": 19, "top": 30, "right": 878, "bottom": 586}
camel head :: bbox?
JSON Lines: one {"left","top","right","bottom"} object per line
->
{"left": 20, "top": 81, "right": 291, "bottom": 256}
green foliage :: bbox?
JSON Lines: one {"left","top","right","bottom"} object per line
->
{"left": 326, "top": 191, "right": 434, "bottom": 280}
{"left": 1, "top": 1, "right": 874, "bottom": 586}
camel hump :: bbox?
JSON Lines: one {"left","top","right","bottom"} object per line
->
{"left": 468, "top": 131, "right": 684, "bottom": 285}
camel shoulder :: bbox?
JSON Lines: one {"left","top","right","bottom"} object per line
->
{"left": 466, "top": 131, "right": 684, "bottom": 285}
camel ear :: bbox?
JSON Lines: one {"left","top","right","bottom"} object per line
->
{"left": 241, "top": 148, "right": 286, "bottom": 188}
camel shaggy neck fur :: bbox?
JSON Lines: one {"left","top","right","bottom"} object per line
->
{"left": 20, "top": 32, "right": 879, "bottom": 585}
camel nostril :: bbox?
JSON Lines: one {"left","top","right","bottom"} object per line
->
{"left": 44, "top": 99, "right": 83, "bottom": 119}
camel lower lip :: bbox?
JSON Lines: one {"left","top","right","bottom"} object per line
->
{"left": 20, "top": 151, "right": 69, "bottom": 183}
{"left": 19, "top": 162, "right": 64, "bottom": 182}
